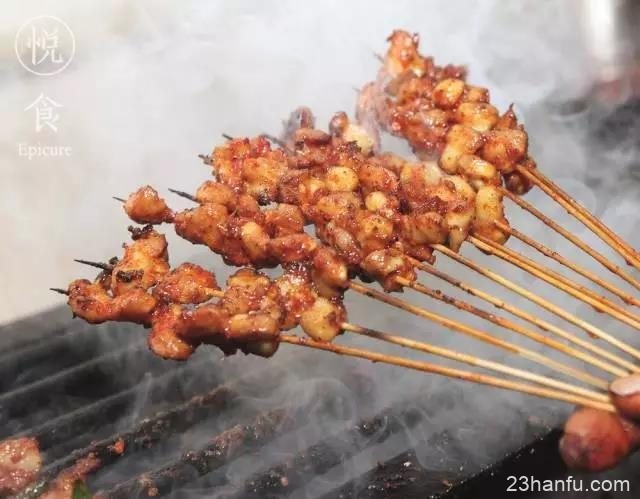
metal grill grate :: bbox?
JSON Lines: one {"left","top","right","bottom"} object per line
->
{"left": 1, "top": 307, "right": 579, "bottom": 499}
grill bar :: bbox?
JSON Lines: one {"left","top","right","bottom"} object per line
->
{"left": 0, "top": 324, "right": 132, "bottom": 393}
{"left": 102, "top": 377, "right": 371, "bottom": 499}
{"left": 26, "top": 360, "right": 210, "bottom": 457}
{"left": 104, "top": 407, "right": 294, "bottom": 498}
{"left": 234, "top": 407, "right": 424, "bottom": 498}
{"left": 320, "top": 446, "right": 457, "bottom": 499}
{"left": 0, "top": 340, "right": 165, "bottom": 435}
{"left": 322, "top": 429, "right": 565, "bottom": 499}
{"left": 14, "top": 364, "right": 289, "bottom": 499}
{"left": 16, "top": 385, "right": 237, "bottom": 499}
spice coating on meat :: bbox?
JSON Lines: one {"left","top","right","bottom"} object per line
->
{"left": 39, "top": 454, "right": 101, "bottom": 499}
{"left": 116, "top": 108, "right": 511, "bottom": 294}
{"left": 123, "top": 185, "right": 174, "bottom": 224}
{"left": 152, "top": 262, "right": 219, "bottom": 304}
{"left": 0, "top": 437, "right": 41, "bottom": 495}
{"left": 110, "top": 226, "right": 169, "bottom": 296}
{"left": 211, "top": 136, "right": 289, "bottom": 204}
{"left": 60, "top": 32, "right": 537, "bottom": 366}
{"left": 68, "top": 279, "right": 157, "bottom": 324}
{"left": 358, "top": 29, "right": 535, "bottom": 194}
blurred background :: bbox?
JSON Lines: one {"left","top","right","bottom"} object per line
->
{"left": 1, "top": 1, "right": 640, "bottom": 497}
{"left": 2, "top": 0, "right": 639, "bottom": 325}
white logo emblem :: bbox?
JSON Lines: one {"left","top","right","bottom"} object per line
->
{"left": 14, "top": 16, "right": 75, "bottom": 76}
{"left": 24, "top": 94, "right": 63, "bottom": 132}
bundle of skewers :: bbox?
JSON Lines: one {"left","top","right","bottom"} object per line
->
{"left": 45, "top": 30, "right": 640, "bottom": 478}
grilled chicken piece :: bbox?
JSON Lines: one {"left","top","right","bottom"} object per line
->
{"left": 268, "top": 233, "right": 318, "bottom": 263}
{"left": 221, "top": 268, "right": 277, "bottom": 315}
{"left": 361, "top": 248, "right": 416, "bottom": 292}
{"left": 382, "top": 30, "right": 432, "bottom": 78}
{"left": 211, "top": 136, "right": 288, "bottom": 204}
{"left": 173, "top": 203, "right": 250, "bottom": 266}
{"left": 123, "top": 186, "right": 174, "bottom": 224}
{"left": 471, "top": 185, "right": 510, "bottom": 245}
{"left": 264, "top": 204, "right": 305, "bottom": 237}
{"left": 360, "top": 29, "right": 534, "bottom": 194}
{"left": 149, "top": 304, "right": 197, "bottom": 360}
{"left": 329, "top": 111, "right": 379, "bottom": 155}
{"left": 300, "top": 297, "right": 346, "bottom": 342}
{"left": 311, "top": 247, "right": 349, "bottom": 298}
{"left": 110, "top": 226, "right": 169, "bottom": 296}
{"left": 274, "top": 266, "right": 317, "bottom": 329}
{"left": 0, "top": 437, "right": 41, "bottom": 495}
{"left": 152, "top": 263, "right": 219, "bottom": 304}
{"left": 39, "top": 454, "right": 100, "bottom": 499}
{"left": 195, "top": 180, "right": 237, "bottom": 207}
{"left": 68, "top": 279, "right": 157, "bottom": 324}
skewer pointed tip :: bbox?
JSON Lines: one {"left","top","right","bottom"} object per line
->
{"left": 74, "top": 259, "right": 113, "bottom": 271}
{"left": 50, "top": 287, "right": 69, "bottom": 296}
{"left": 168, "top": 188, "right": 197, "bottom": 202}
{"left": 221, "top": 133, "right": 234, "bottom": 141}
{"left": 262, "top": 134, "right": 287, "bottom": 148}
{"left": 113, "top": 196, "right": 126, "bottom": 203}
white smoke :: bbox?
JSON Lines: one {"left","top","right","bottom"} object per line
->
{"left": 1, "top": 0, "right": 639, "bottom": 496}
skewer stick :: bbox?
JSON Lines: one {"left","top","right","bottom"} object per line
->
{"left": 198, "top": 154, "right": 211, "bottom": 164}
{"left": 434, "top": 245, "right": 640, "bottom": 367}
{"left": 523, "top": 167, "right": 640, "bottom": 264}
{"left": 48, "top": 271, "right": 611, "bottom": 397}
{"left": 168, "top": 188, "right": 197, "bottom": 202}
{"left": 470, "top": 235, "right": 640, "bottom": 331}
{"left": 348, "top": 281, "right": 609, "bottom": 389}
{"left": 74, "top": 259, "right": 114, "bottom": 271}
{"left": 410, "top": 259, "right": 634, "bottom": 375}
{"left": 500, "top": 188, "right": 640, "bottom": 293}
{"left": 342, "top": 323, "right": 609, "bottom": 402}
{"left": 396, "top": 276, "right": 628, "bottom": 377}
{"left": 495, "top": 221, "right": 640, "bottom": 307}
{"left": 262, "top": 134, "right": 288, "bottom": 149}
{"left": 516, "top": 166, "right": 640, "bottom": 270}
{"left": 280, "top": 335, "right": 615, "bottom": 412}
{"left": 205, "top": 288, "right": 224, "bottom": 299}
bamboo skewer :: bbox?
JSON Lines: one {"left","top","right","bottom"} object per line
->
{"left": 523, "top": 167, "right": 640, "bottom": 265}
{"left": 409, "top": 259, "right": 634, "bottom": 375}
{"left": 214, "top": 275, "right": 626, "bottom": 377}
{"left": 348, "top": 281, "right": 608, "bottom": 389}
{"left": 470, "top": 235, "right": 640, "bottom": 331}
{"left": 500, "top": 188, "right": 640, "bottom": 293}
{"left": 106, "top": 183, "right": 634, "bottom": 410}
{"left": 51, "top": 282, "right": 608, "bottom": 401}
{"left": 495, "top": 221, "right": 640, "bottom": 308}
{"left": 206, "top": 288, "right": 224, "bottom": 299}
{"left": 395, "top": 276, "right": 628, "bottom": 377}
{"left": 342, "top": 323, "right": 608, "bottom": 402}
{"left": 280, "top": 335, "right": 615, "bottom": 412}
{"left": 433, "top": 245, "right": 640, "bottom": 366}
{"left": 214, "top": 277, "right": 613, "bottom": 388}
{"left": 516, "top": 166, "right": 640, "bottom": 271}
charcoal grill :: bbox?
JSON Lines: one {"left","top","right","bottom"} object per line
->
{"left": 2, "top": 306, "right": 637, "bottom": 499}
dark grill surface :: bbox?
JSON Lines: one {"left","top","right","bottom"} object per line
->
{"left": 1, "top": 306, "right": 638, "bottom": 499}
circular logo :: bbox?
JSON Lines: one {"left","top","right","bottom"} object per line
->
{"left": 14, "top": 15, "right": 75, "bottom": 76}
